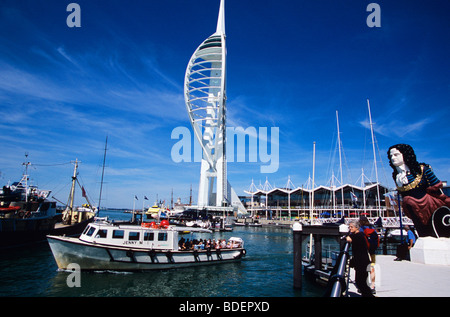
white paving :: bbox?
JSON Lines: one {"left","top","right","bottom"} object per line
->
{"left": 347, "top": 255, "right": 450, "bottom": 297}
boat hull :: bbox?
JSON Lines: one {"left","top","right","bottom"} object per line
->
{"left": 0, "top": 217, "right": 57, "bottom": 248}
{"left": 47, "top": 235, "right": 246, "bottom": 271}
{"left": 0, "top": 216, "right": 94, "bottom": 248}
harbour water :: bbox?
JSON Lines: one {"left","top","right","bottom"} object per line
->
{"left": 0, "top": 209, "right": 325, "bottom": 297}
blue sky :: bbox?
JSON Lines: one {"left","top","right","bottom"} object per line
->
{"left": 0, "top": 0, "right": 448, "bottom": 209}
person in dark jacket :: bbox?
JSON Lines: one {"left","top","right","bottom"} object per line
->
{"left": 346, "top": 220, "right": 375, "bottom": 297}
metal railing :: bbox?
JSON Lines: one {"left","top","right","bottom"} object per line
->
{"left": 327, "top": 241, "right": 351, "bottom": 297}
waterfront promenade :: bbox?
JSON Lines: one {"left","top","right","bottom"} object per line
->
{"left": 347, "top": 255, "right": 450, "bottom": 297}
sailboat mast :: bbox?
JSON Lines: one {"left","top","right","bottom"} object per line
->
{"left": 367, "top": 99, "right": 381, "bottom": 216}
{"left": 97, "top": 136, "right": 108, "bottom": 216}
{"left": 361, "top": 168, "right": 367, "bottom": 213}
{"left": 311, "top": 142, "right": 316, "bottom": 222}
{"left": 336, "top": 111, "right": 345, "bottom": 216}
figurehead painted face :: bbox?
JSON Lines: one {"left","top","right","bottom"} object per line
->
{"left": 387, "top": 144, "right": 422, "bottom": 179}
{"left": 389, "top": 148, "right": 405, "bottom": 167}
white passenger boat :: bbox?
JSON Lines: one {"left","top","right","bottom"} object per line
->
{"left": 47, "top": 219, "right": 246, "bottom": 271}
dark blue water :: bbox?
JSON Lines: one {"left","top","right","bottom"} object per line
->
{"left": 0, "top": 210, "right": 324, "bottom": 297}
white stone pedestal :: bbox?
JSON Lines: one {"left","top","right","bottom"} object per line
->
{"left": 410, "top": 237, "right": 450, "bottom": 265}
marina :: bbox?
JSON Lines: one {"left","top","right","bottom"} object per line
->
{"left": 0, "top": 0, "right": 449, "bottom": 302}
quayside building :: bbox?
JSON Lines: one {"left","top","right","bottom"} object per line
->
{"left": 242, "top": 181, "right": 392, "bottom": 220}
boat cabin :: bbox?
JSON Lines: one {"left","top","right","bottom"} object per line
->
{"left": 80, "top": 222, "right": 180, "bottom": 251}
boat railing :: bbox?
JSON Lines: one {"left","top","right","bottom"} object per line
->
{"left": 94, "top": 216, "right": 108, "bottom": 222}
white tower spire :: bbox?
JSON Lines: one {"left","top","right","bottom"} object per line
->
{"left": 184, "top": 0, "right": 245, "bottom": 214}
{"left": 215, "top": 0, "right": 225, "bottom": 35}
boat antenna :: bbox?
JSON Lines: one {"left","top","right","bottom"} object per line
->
{"left": 97, "top": 136, "right": 108, "bottom": 216}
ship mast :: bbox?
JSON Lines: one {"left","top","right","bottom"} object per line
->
{"left": 367, "top": 99, "right": 381, "bottom": 217}
{"left": 336, "top": 111, "right": 345, "bottom": 216}
{"left": 22, "top": 153, "right": 31, "bottom": 203}
{"left": 97, "top": 136, "right": 108, "bottom": 216}
{"left": 68, "top": 159, "right": 79, "bottom": 212}
{"left": 311, "top": 142, "right": 316, "bottom": 222}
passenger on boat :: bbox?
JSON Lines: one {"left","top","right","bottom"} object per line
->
{"left": 179, "top": 237, "right": 186, "bottom": 249}
{"left": 194, "top": 239, "right": 205, "bottom": 250}
{"left": 228, "top": 239, "right": 241, "bottom": 248}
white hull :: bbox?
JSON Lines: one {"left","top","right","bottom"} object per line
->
{"left": 47, "top": 235, "right": 245, "bottom": 271}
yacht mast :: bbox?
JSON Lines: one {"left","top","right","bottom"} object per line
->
{"left": 311, "top": 142, "right": 316, "bottom": 222}
{"left": 336, "top": 111, "right": 345, "bottom": 216}
{"left": 367, "top": 99, "right": 381, "bottom": 216}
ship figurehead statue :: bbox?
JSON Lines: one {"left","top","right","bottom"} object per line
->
{"left": 388, "top": 144, "right": 450, "bottom": 238}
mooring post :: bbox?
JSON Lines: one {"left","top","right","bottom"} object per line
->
{"left": 293, "top": 222, "right": 303, "bottom": 289}
{"left": 314, "top": 234, "right": 322, "bottom": 271}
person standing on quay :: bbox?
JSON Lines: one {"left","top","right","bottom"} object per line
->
{"left": 346, "top": 220, "right": 375, "bottom": 297}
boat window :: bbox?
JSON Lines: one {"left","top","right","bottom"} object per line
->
{"left": 96, "top": 229, "right": 108, "bottom": 238}
{"left": 112, "top": 230, "right": 124, "bottom": 239}
{"left": 129, "top": 232, "right": 140, "bottom": 241}
{"left": 144, "top": 232, "right": 154, "bottom": 241}
{"left": 82, "top": 225, "right": 91, "bottom": 235}
{"left": 158, "top": 232, "right": 168, "bottom": 241}
{"left": 86, "top": 226, "right": 96, "bottom": 237}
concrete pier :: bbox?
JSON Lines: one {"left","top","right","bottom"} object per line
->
{"left": 292, "top": 223, "right": 348, "bottom": 290}
{"left": 347, "top": 255, "right": 450, "bottom": 297}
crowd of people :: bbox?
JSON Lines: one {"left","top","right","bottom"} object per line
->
{"left": 178, "top": 237, "right": 240, "bottom": 251}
